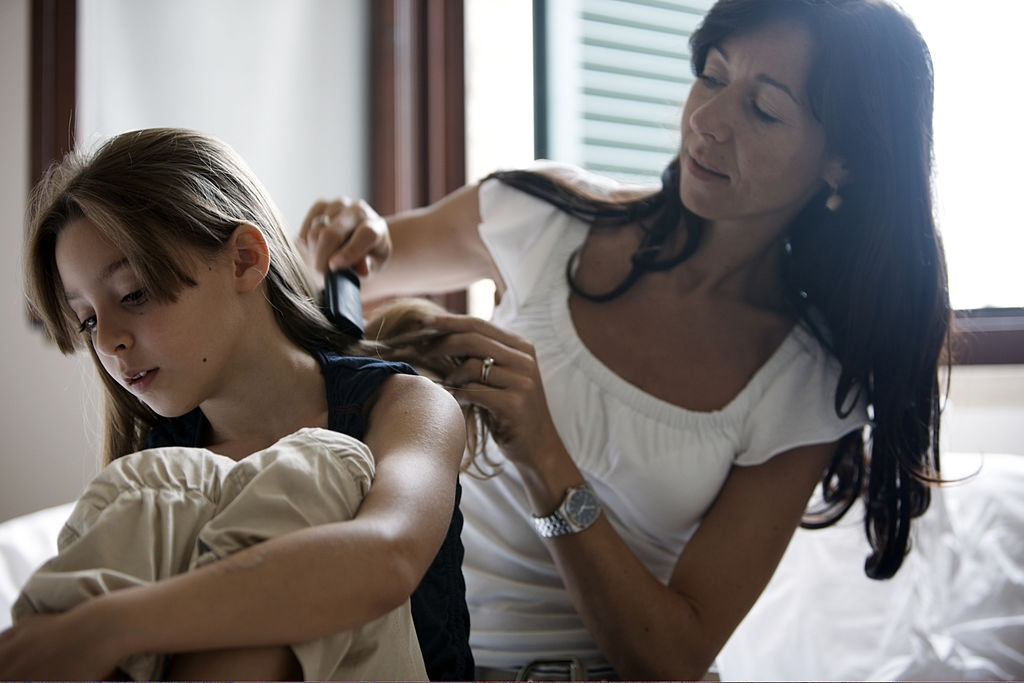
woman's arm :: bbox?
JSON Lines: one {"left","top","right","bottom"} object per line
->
{"left": 298, "top": 184, "right": 497, "bottom": 302}
{"left": 420, "top": 312, "right": 835, "bottom": 680}
{"left": 0, "top": 375, "right": 466, "bottom": 680}
{"left": 539, "top": 442, "right": 835, "bottom": 680}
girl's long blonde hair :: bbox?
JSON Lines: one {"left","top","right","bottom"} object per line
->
{"left": 25, "top": 128, "right": 491, "bottom": 474}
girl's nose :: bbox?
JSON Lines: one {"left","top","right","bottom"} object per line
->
{"left": 93, "top": 317, "right": 131, "bottom": 356}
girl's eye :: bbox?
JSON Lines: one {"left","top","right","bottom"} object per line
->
{"left": 122, "top": 288, "right": 149, "bottom": 306}
{"left": 78, "top": 315, "right": 97, "bottom": 335}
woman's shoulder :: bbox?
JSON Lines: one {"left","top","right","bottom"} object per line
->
{"left": 734, "top": 320, "right": 869, "bottom": 467}
{"left": 490, "top": 159, "right": 655, "bottom": 201}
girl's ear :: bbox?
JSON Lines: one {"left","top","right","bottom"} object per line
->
{"left": 229, "top": 223, "right": 270, "bottom": 293}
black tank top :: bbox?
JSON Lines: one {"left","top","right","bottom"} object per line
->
{"left": 145, "top": 351, "right": 474, "bottom": 680}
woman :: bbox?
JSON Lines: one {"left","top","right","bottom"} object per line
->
{"left": 299, "top": 0, "right": 949, "bottom": 678}
{"left": 3, "top": 128, "right": 472, "bottom": 680}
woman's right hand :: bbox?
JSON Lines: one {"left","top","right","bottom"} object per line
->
{"left": 299, "top": 184, "right": 492, "bottom": 303}
{"left": 297, "top": 198, "right": 391, "bottom": 279}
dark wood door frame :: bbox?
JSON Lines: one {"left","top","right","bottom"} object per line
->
{"left": 31, "top": 0, "right": 77, "bottom": 189}
{"left": 370, "top": 0, "right": 467, "bottom": 313}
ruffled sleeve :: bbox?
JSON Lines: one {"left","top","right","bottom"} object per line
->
{"left": 478, "top": 160, "right": 638, "bottom": 312}
{"left": 735, "top": 326, "right": 870, "bottom": 466}
{"left": 477, "top": 174, "right": 574, "bottom": 313}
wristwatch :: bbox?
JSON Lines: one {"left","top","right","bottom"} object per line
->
{"left": 532, "top": 483, "right": 602, "bottom": 537}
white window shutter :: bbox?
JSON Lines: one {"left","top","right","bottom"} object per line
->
{"left": 541, "top": 0, "right": 715, "bottom": 184}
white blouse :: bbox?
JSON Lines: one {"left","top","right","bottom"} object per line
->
{"left": 460, "top": 163, "right": 870, "bottom": 668}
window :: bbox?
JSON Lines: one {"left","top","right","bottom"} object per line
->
{"left": 898, "top": 0, "right": 1023, "bottom": 312}
{"left": 539, "top": 0, "right": 713, "bottom": 184}
{"left": 526, "top": 0, "right": 1023, "bottom": 363}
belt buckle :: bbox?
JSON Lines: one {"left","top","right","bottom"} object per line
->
{"left": 516, "top": 657, "right": 586, "bottom": 681}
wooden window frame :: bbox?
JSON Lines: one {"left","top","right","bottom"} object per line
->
{"left": 952, "top": 308, "right": 1024, "bottom": 366}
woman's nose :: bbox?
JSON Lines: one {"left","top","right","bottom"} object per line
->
{"left": 688, "top": 93, "right": 732, "bottom": 142}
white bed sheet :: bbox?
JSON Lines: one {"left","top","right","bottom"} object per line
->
{"left": 718, "top": 451, "right": 1024, "bottom": 680}
{"left": 2, "top": 453, "right": 1022, "bottom": 680}
{"left": 0, "top": 501, "right": 73, "bottom": 630}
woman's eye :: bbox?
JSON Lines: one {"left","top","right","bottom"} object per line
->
{"left": 78, "top": 316, "right": 97, "bottom": 334}
{"left": 752, "top": 102, "right": 779, "bottom": 123}
{"left": 699, "top": 73, "right": 725, "bottom": 88}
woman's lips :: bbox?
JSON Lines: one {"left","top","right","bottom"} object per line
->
{"left": 687, "top": 154, "right": 729, "bottom": 181}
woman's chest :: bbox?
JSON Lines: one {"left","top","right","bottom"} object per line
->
{"left": 569, "top": 291, "right": 789, "bottom": 413}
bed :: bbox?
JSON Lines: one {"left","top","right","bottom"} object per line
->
{"left": 2, "top": 451, "right": 1023, "bottom": 680}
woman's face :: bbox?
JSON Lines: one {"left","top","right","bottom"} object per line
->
{"left": 679, "top": 20, "right": 842, "bottom": 234}
{"left": 55, "top": 218, "right": 245, "bottom": 418}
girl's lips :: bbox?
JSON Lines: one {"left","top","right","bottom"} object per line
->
{"left": 125, "top": 368, "right": 158, "bottom": 393}
{"left": 687, "top": 154, "right": 730, "bottom": 181}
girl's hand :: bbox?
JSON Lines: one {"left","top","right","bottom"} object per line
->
{"left": 422, "top": 313, "right": 565, "bottom": 472}
{"left": 0, "top": 611, "right": 122, "bottom": 680}
{"left": 297, "top": 198, "right": 391, "bottom": 279}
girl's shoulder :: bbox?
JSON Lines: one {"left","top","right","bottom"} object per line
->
{"left": 314, "top": 350, "right": 417, "bottom": 438}
{"left": 315, "top": 351, "right": 417, "bottom": 402}
{"left": 314, "top": 349, "right": 417, "bottom": 377}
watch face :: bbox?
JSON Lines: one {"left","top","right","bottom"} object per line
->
{"left": 565, "top": 487, "right": 601, "bottom": 528}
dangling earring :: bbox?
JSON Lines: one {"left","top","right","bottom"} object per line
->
{"left": 825, "top": 183, "right": 843, "bottom": 212}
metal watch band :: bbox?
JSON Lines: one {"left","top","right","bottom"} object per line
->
{"left": 532, "top": 510, "right": 576, "bottom": 537}
{"left": 532, "top": 483, "right": 602, "bottom": 538}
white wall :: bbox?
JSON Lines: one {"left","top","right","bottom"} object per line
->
{"left": 76, "top": 0, "right": 369, "bottom": 230}
{"left": 1, "top": 0, "right": 370, "bottom": 523}
{"left": 0, "top": 0, "right": 100, "bottom": 524}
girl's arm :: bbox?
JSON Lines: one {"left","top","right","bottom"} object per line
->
{"left": 0, "top": 374, "right": 466, "bottom": 680}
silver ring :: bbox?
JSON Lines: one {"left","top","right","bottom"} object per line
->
{"left": 312, "top": 213, "right": 331, "bottom": 228}
{"left": 480, "top": 356, "right": 495, "bottom": 385}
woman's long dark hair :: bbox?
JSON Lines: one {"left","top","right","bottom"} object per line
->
{"left": 489, "top": 0, "right": 950, "bottom": 580}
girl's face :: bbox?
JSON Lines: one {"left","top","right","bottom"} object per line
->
{"left": 679, "top": 21, "right": 843, "bottom": 234}
{"left": 55, "top": 218, "right": 245, "bottom": 418}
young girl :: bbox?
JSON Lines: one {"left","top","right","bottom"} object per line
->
{"left": 4, "top": 128, "right": 472, "bottom": 680}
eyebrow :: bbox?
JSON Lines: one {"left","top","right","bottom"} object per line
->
{"left": 64, "top": 257, "right": 132, "bottom": 303}
{"left": 710, "top": 45, "right": 801, "bottom": 106}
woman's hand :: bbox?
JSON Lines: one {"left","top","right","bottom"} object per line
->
{"left": 419, "top": 313, "right": 564, "bottom": 472}
{"left": 0, "top": 610, "right": 123, "bottom": 680}
{"left": 297, "top": 197, "right": 391, "bottom": 279}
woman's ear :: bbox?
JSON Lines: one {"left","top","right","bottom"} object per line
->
{"left": 823, "top": 157, "right": 850, "bottom": 191}
{"left": 229, "top": 223, "right": 270, "bottom": 292}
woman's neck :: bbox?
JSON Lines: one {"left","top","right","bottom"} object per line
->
{"left": 684, "top": 222, "right": 788, "bottom": 308}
